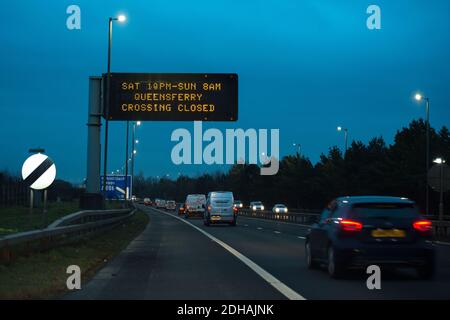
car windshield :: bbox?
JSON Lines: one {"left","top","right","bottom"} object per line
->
{"left": 350, "top": 203, "right": 419, "bottom": 219}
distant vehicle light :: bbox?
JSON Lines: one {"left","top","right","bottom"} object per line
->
{"left": 275, "top": 208, "right": 280, "bottom": 213}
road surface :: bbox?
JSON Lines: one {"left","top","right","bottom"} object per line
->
{"left": 65, "top": 205, "right": 450, "bottom": 299}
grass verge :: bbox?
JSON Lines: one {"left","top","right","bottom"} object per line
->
{"left": 0, "top": 210, "right": 149, "bottom": 299}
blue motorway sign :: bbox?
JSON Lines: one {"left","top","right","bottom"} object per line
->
{"left": 100, "top": 175, "right": 132, "bottom": 200}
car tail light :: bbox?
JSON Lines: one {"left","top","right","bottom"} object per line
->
{"left": 339, "top": 219, "right": 363, "bottom": 232}
{"left": 413, "top": 220, "right": 432, "bottom": 232}
{"left": 233, "top": 207, "right": 238, "bottom": 213}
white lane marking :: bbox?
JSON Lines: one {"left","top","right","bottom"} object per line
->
{"left": 435, "top": 241, "right": 450, "bottom": 246}
{"left": 297, "top": 236, "right": 306, "bottom": 239}
{"left": 257, "top": 227, "right": 263, "bottom": 230}
{"left": 244, "top": 224, "right": 249, "bottom": 227}
{"left": 274, "top": 231, "right": 281, "bottom": 234}
{"left": 150, "top": 207, "right": 305, "bottom": 300}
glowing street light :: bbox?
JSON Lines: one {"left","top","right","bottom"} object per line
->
{"left": 337, "top": 126, "right": 348, "bottom": 153}
{"left": 414, "top": 92, "right": 431, "bottom": 214}
{"left": 292, "top": 142, "right": 301, "bottom": 156}
{"left": 433, "top": 157, "right": 446, "bottom": 222}
{"left": 103, "top": 14, "right": 128, "bottom": 198}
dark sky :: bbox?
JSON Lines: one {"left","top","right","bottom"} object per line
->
{"left": 1, "top": 0, "right": 449, "bottom": 183}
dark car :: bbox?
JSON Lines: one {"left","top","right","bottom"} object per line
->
{"left": 305, "top": 196, "right": 435, "bottom": 279}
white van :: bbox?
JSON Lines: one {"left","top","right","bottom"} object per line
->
{"left": 185, "top": 194, "right": 206, "bottom": 218}
{"left": 204, "top": 191, "right": 236, "bottom": 226}
{"left": 156, "top": 199, "right": 166, "bottom": 209}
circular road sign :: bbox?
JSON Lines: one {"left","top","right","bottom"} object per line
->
{"left": 21, "top": 153, "right": 56, "bottom": 190}
{"left": 427, "top": 164, "right": 450, "bottom": 193}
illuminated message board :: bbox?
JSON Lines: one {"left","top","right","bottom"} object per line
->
{"left": 103, "top": 73, "right": 238, "bottom": 121}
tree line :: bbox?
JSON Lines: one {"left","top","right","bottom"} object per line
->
{"left": 2, "top": 119, "right": 448, "bottom": 215}
{"left": 134, "top": 119, "right": 450, "bottom": 215}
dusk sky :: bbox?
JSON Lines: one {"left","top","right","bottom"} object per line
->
{"left": 1, "top": 0, "right": 449, "bottom": 183}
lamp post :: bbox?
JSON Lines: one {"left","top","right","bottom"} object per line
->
{"left": 415, "top": 93, "right": 430, "bottom": 214}
{"left": 292, "top": 143, "right": 301, "bottom": 156}
{"left": 124, "top": 121, "right": 130, "bottom": 200}
{"left": 433, "top": 158, "right": 445, "bottom": 223}
{"left": 102, "top": 14, "right": 126, "bottom": 199}
{"left": 337, "top": 126, "right": 348, "bottom": 154}
{"left": 130, "top": 121, "right": 141, "bottom": 197}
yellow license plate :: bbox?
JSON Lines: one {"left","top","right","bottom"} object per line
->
{"left": 211, "top": 216, "right": 221, "bottom": 221}
{"left": 371, "top": 229, "right": 406, "bottom": 238}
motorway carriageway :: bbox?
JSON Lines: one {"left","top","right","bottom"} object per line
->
{"left": 65, "top": 205, "right": 450, "bottom": 300}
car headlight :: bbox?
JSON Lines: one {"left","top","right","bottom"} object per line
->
{"left": 261, "top": 206, "right": 264, "bottom": 210}
{"left": 240, "top": 204, "right": 243, "bottom": 208}
{"left": 252, "top": 206, "right": 256, "bottom": 210}
{"left": 285, "top": 208, "right": 288, "bottom": 213}
{"left": 275, "top": 208, "right": 279, "bottom": 213}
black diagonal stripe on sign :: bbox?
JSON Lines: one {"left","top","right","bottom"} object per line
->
{"left": 23, "top": 157, "right": 54, "bottom": 187}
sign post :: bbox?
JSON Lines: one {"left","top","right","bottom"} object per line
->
{"left": 21, "top": 153, "right": 56, "bottom": 228}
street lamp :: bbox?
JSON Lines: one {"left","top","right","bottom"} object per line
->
{"left": 130, "top": 121, "right": 141, "bottom": 197}
{"left": 102, "top": 14, "right": 127, "bottom": 198}
{"left": 337, "top": 126, "right": 348, "bottom": 154}
{"left": 415, "top": 92, "right": 430, "bottom": 214}
{"left": 433, "top": 157, "right": 446, "bottom": 223}
{"left": 292, "top": 143, "right": 301, "bottom": 156}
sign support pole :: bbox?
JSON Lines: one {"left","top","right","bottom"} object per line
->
{"left": 29, "top": 188, "right": 34, "bottom": 215}
{"left": 43, "top": 189, "right": 48, "bottom": 228}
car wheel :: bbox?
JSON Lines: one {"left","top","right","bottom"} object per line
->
{"left": 327, "top": 245, "right": 344, "bottom": 278}
{"left": 417, "top": 262, "right": 435, "bottom": 280}
{"left": 305, "top": 241, "right": 318, "bottom": 269}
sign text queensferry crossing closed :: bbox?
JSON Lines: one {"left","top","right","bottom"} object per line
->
{"left": 103, "top": 73, "right": 238, "bottom": 121}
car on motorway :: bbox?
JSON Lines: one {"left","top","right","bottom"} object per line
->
{"left": 272, "top": 204, "right": 288, "bottom": 214}
{"left": 178, "top": 203, "right": 186, "bottom": 215}
{"left": 204, "top": 191, "right": 237, "bottom": 226}
{"left": 184, "top": 194, "right": 206, "bottom": 218}
{"left": 250, "top": 201, "right": 264, "bottom": 211}
{"left": 233, "top": 200, "right": 244, "bottom": 209}
{"left": 155, "top": 199, "right": 166, "bottom": 209}
{"left": 165, "top": 200, "right": 176, "bottom": 211}
{"left": 305, "top": 196, "right": 435, "bottom": 279}
{"left": 143, "top": 198, "right": 152, "bottom": 206}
